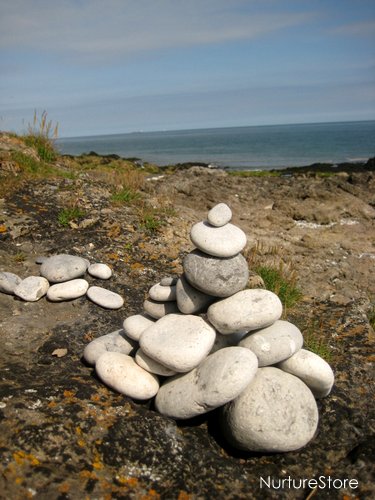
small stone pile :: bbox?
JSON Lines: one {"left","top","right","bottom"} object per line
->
{"left": 84, "top": 202, "right": 334, "bottom": 453}
{"left": 0, "top": 255, "right": 123, "bottom": 309}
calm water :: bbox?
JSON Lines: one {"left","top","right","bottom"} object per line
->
{"left": 56, "top": 121, "right": 375, "bottom": 170}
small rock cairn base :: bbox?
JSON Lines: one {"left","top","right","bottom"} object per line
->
{"left": 83, "top": 202, "right": 334, "bottom": 453}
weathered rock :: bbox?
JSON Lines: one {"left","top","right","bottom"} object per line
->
{"left": 143, "top": 299, "right": 180, "bottom": 319}
{"left": 87, "top": 286, "right": 124, "bottom": 309}
{"left": 40, "top": 254, "right": 87, "bottom": 283}
{"left": 83, "top": 329, "right": 137, "bottom": 365}
{"left": 149, "top": 283, "right": 177, "bottom": 302}
{"left": 123, "top": 313, "right": 155, "bottom": 341}
{"left": 221, "top": 367, "right": 319, "bottom": 452}
{"left": 135, "top": 349, "right": 177, "bottom": 376}
{"left": 47, "top": 278, "right": 89, "bottom": 302}
{"left": 14, "top": 276, "right": 49, "bottom": 302}
{"left": 87, "top": 263, "right": 112, "bottom": 279}
{"left": 207, "top": 289, "right": 283, "bottom": 334}
{"left": 0, "top": 271, "right": 21, "bottom": 294}
{"left": 183, "top": 250, "right": 249, "bottom": 298}
{"left": 160, "top": 276, "right": 178, "bottom": 286}
{"left": 190, "top": 221, "right": 247, "bottom": 257}
{"left": 207, "top": 203, "right": 232, "bottom": 227}
{"left": 176, "top": 275, "right": 216, "bottom": 314}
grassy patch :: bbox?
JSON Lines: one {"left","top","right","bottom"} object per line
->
{"left": 23, "top": 110, "right": 59, "bottom": 162}
{"left": 57, "top": 207, "right": 85, "bottom": 227}
{"left": 228, "top": 170, "right": 280, "bottom": 177}
{"left": 255, "top": 264, "right": 302, "bottom": 309}
{"left": 110, "top": 188, "right": 141, "bottom": 204}
{"left": 368, "top": 303, "right": 375, "bottom": 330}
{"left": 302, "top": 321, "right": 334, "bottom": 362}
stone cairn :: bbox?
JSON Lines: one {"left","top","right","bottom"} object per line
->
{"left": 83, "top": 202, "right": 335, "bottom": 453}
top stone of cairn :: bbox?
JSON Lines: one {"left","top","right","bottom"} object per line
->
{"left": 207, "top": 203, "right": 232, "bottom": 227}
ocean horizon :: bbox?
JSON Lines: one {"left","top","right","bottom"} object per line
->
{"left": 56, "top": 120, "right": 375, "bottom": 170}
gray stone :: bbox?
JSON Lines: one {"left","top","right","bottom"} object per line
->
{"left": 95, "top": 352, "right": 159, "bottom": 400}
{"left": 190, "top": 221, "right": 247, "bottom": 257}
{"left": 239, "top": 320, "right": 303, "bottom": 366}
{"left": 210, "top": 331, "right": 248, "bottom": 353}
{"left": 123, "top": 313, "right": 155, "bottom": 341}
{"left": 277, "top": 349, "right": 335, "bottom": 398}
{"left": 140, "top": 313, "right": 216, "bottom": 372}
{"left": 40, "top": 254, "right": 87, "bottom": 283}
{"left": 88, "top": 263, "right": 112, "bottom": 280}
{"left": 87, "top": 286, "right": 124, "bottom": 309}
{"left": 14, "top": 276, "right": 49, "bottom": 302}
{"left": 176, "top": 275, "right": 216, "bottom": 314}
{"left": 83, "top": 329, "right": 137, "bottom": 365}
{"left": 0, "top": 271, "right": 22, "bottom": 294}
{"left": 207, "top": 289, "right": 282, "bottom": 334}
{"left": 183, "top": 250, "right": 249, "bottom": 298}
{"left": 221, "top": 367, "right": 319, "bottom": 452}
{"left": 149, "top": 283, "right": 177, "bottom": 302}
{"left": 135, "top": 349, "right": 177, "bottom": 377}
{"left": 35, "top": 256, "right": 48, "bottom": 265}
{"left": 143, "top": 299, "right": 180, "bottom": 319}
{"left": 160, "top": 276, "right": 178, "bottom": 286}
{"left": 155, "top": 347, "right": 258, "bottom": 419}
{"left": 47, "top": 278, "right": 89, "bottom": 302}
{"left": 207, "top": 203, "right": 232, "bottom": 227}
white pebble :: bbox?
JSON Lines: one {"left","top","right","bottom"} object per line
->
{"left": 88, "top": 263, "right": 112, "bottom": 280}
{"left": 83, "top": 329, "right": 136, "bottom": 365}
{"left": 14, "top": 276, "right": 49, "bottom": 302}
{"left": 207, "top": 203, "right": 232, "bottom": 227}
{"left": 47, "top": 279, "right": 89, "bottom": 302}
{"left": 87, "top": 286, "right": 124, "bottom": 309}
{"left": 123, "top": 313, "right": 155, "bottom": 341}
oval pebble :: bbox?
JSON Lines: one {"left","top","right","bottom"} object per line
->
{"left": 123, "top": 313, "right": 155, "bottom": 341}
{"left": 95, "top": 352, "right": 159, "bottom": 400}
{"left": 135, "top": 349, "right": 177, "bottom": 376}
{"left": 207, "top": 203, "right": 232, "bottom": 227}
{"left": 176, "top": 275, "right": 216, "bottom": 314}
{"left": 40, "top": 254, "right": 87, "bottom": 283}
{"left": 190, "top": 221, "right": 247, "bottom": 258}
{"left": 14, "top": 276, "right": 49, "bottom": 302}
{"left": 87, "top": 286, "right": 124, "bottom": 309}
{"left": 47, "top": 279, "right": 89, "bottom": 302}
{"left": 149, "top": 283, "right": 177, "bottom": 302}
{"left": 88, "top": 263, "right": 112, "bottom": 280}
{"left": 277, "top": 348, "right": 334, "bottom": 398}
{"left": 221, "top": 367, "right": 319, "bottom": 452}
{"left": 160, "top": 277, "right": 178, "bottom": 286}
{"left": 143, "top": 299, "right": 180, "bottom": 319}
{"left": 0, "top": 271, "right": 22, "bottom": 294}
{"left": 83, "top": 329, "right": 137, "bottom": 365}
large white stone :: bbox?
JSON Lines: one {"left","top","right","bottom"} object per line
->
{"left": 123, "top": 313, "right": 155, "bottom": 341}
{"left": 88, "top": 263, "right": 112, "bottom": 280}
{"left": 149, "top": 283, "right": 177, "bottom": 302}
{"left": 176, "top": 275, "right": 216, "bottom": 314}
{"left": 277, "top": 349, "right": 334, "bottom": 398}
{"left": 239, "top": 320, "right": 303, "bottom": 366}
{"left": 143, "top": 299, "right": 179, "bottom": 319}
{"left": 207, "top": 203, "right": 232, "bottom": 227}
{"left": 140, "top": 313, "right": 216, "bottom": 372}
{"left": 40, "top": 254, "right": 87, "bottom": 283}
{"left": 155, "top": 347, "right": 258, "bottom": 419}
{"left": 14, "top": 276, "right": 49, "bottom": 302}
{"left": 83, "top": 329, "right": 136, "bottom": 365}
{"left": 87, "top": 286, "right": 124, "bottom": 309}
{"left": 47, "top": 279, "right": 89, "bottom": 302}
{"left": 221, "top": 367, "right": 319, "bottom": 452}
{"left": 190, "top": 221, "right": 247, "bottom": 258}
{"left": 95, "top": 352, "right": 159, "bottom": 400}
{"left": 207, "top": 289, "right": 283, "bottom": 334}
{"left": 135, "top": 349, "right": 177, "bottom": 376}
{"left": 0, "top": 271, "right": 22, "bottom": 294}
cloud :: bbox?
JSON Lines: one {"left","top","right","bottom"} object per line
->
{"left": 0, "top": 0, "right": 315, "bottom": 62}
{"left": 329, "top": 20, "right": 375, "bottom": 37}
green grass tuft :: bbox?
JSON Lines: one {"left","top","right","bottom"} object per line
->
{"left": 57, "top": 207, "right": 85, "bottom": 227}
{"left": 255, "top": 265, "right": 303, "bottom": 309}
{"left": 110, "top": 188, "right": 140, "bottom": 204}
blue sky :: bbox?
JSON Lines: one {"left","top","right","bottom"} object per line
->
{"left": 1, "top": 0, "right": 374, "bottom": 137}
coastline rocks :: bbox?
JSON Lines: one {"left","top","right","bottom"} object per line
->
{"left": 207, "top": 203, "right": 232, "bottom": 227}
{"left": 83, "top": 329, "right": 136, "bottom": 365}
{"left": 135, "top": 349, "right": 177, "bottom": 377}
{"left": 140, "top": 314, "right": 216, "bottom": 372}
{"left": 123, "top": 313, "right": 155, "bottom": 341}
{"left": 0, "top": 271, "right": 21, "bottom": 294}
{"left": 277, "top": 349, "right": 335, "bottom": 398}
{"left": 40, "top": 254, "right": 87, "bottom": 283}
{"left": 149, "top": 283, "right": 177, "bottom": 302}
{"left": 143, "top": 299, "right": 180, "bottom": 319}
{"left": 95, "top": 352, "right": 159, "bottom": 400}
{"left": 176, "top": 275, "right": 216, "bottom": 314}
{"left": 87, "top": 286, "right": 124, "bottom": 309}
{"left": 47, "top": 279, "right": 89, "bottom": 302}
{"left": 88, "top": 263, "right": 112, "bottom": 280}
{"left": 207, "top": 289, "right": 283, "bottom": 334}
{"left": 155, "top": 347, "right": 258, "bottom": 419}
{"left": 221, "top": 367, "right": 319, "bottom": 452}
{"left": 183, "top": 250, "right": 249, "bottom": 298}
{"left": 14, "top": 276, "right": 49, "bottom": 302}
{"left": 239, "top": 320, "right": 303, "bottom": 366}
{"left": 190, "top": 221, "right": 247, "bottom": 258}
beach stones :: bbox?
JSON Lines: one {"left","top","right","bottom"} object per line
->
{"left": 47, "top": 278, "right": 89, "bottom": 302}
{"left": 87, "top": 286, "right": 124, "bottom": 309}
{"left": 239, "top": 320, "right": 303, "bottom": 366}
{"left": 190, "top": 221, "right": 247, "bottom": 258}
{"left": 40, "top": 254, "right": 87, "bottom": 283}
{"left": 83, "top": 329, "right": 136, "bottom": 365}
{"left": 184, "top": 250, "right": 249, "bottom": 297}
{"left": 88, "top": 263, "right": 112, "bottom": 279}
{"left": 143, "top": 299, "right": 180, "bottom": 319}
{"left": 207, "top": 202, "right": 232, "bottom": 227}
{"left": 14, "top": 276, "right": 49, "bottom": 302}
{"left": 149, "top": 282, "right": 177, "bottom": 302}
{"left": 123, "top": 313, "right": 155, "bottom": 341}
{"left": 176, "top": 275, "right": 216, "bottom": 314}
{"left": 207, "top": 289, "right": 282, "bottom": 334}
{"left": 221, "top": 367, "right": 319, "bottom": 452}
{"left": 135, "top": 349, "right": 177, "bottom": 377}
{"left": 95, "top": 352, "right": 159, "bottom": 400}
{"left": 0, "top": 271, "right": 21, "bottom": 294}
{"left": 140, "top": 314, "right": 216, "bottom": 372}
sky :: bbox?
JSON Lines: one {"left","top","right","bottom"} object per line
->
{"left": 1, "top": 0, "right": 375, "bottom": 137}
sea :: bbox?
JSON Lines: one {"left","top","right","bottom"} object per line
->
{"left": 56, "top": 120, "right": 375, "bottom": 171}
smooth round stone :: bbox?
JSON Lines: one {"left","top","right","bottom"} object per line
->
{"left": 155, "top": 347, "right": 258, "bottom": 419}
{"left": 83, "top": 329, "right": 137, "bottom": 365}
{"left": 14, "top": 276, "right": 49, "bottom": 302}
{"left": 0, "top": 271, "right": 22, "bottom": 294}
{"left": 35, "top": 256, "right": 48, "bottom": 265}
{"left": 221, "top": 367, "right": 319, "bottom": 452}
{"left": 207, "top": 289, "right": 282, "bottom": 334}
{"left": 207, "top": 203, "right": 232, "bottom": 227}
{"left": 277, "top": 349, "right": 335, "bottom": 398}
{"left": 87, "top": 286, "right": 124, "bottom": 309}
{"left": 123, "top": 313, "right": 155, "bottom": 341}
{"left": 149, "top": 283, "right": 177, "bottom": 302}
{"left": 95, "top": 352, "right": 159, "bottom": 400}
{"left": 40, "top": 254, "right": 87, "bottom": 283}
{"left": 47, "top": 278, "right": 89, "bottom": 302}
{"left": 140, "top": 313, "right": 216, "bottom": 372}
{"left": 135, "top": 349, "right": 177, "bottom": 377}
{"left": 143, "top": 299, "right": 180, "bottom": 319}
{"left": 160, "top": 276, "right": 178, "bottom": 286}
{"left": 239, "top": 320, "right": 303, "bottom": 366}
{"left": 190, "top": 221, "right": 247, "bottom": 258}
{"left": 183, "top": 250, "right": 249, "bottom": 298}
{"left": 176, "top": 275, "right": 216, "bottom": 314}
{"left": 88, "top": 263, "right": 112, "bottom": 280}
